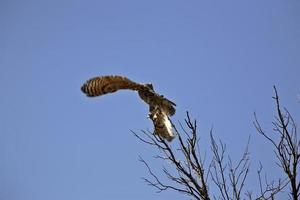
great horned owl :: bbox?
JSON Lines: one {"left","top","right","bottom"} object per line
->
{"left": 81, "top": 75, "right": 176, "bottom": 141}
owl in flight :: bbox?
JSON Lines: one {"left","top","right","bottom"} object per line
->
{"left": 81, "top": 75, "right": 176, "bottom": 141}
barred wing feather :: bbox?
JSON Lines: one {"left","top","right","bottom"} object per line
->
{"left": 81, "top": 75, "right": 143, "bottom": 97}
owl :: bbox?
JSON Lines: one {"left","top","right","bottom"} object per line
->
{"left": 81, "top": 75, "right": 176, "bottom": 141}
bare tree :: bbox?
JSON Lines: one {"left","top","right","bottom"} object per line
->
{"left": 133, "top": 113, "right": 210, "bottom": 200}
{"left": 134, "top": 86, "right": 295, "bottom": 200}
{"left": 254, "top": 86, "right": 300, "bottom": 200}
{"left": 210, "top": 133, "right": 251, "bottom": 200}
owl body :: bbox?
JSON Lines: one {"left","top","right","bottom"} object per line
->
{"left": 81, "top": 75, "right": 176, "bottom": 141}
{"left": 150, "top": 108, "right": 174, "bottom": 141}
{"left": 137, "top": 85, "right": 176, "bottom": 116}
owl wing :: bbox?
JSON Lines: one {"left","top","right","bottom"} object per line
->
{"left": 81, "top": 75, "right": 144, "bottom": 97}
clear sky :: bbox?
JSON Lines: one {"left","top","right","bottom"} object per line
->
{"left": 1, "top": 0, "right": 299, "bottom": 200}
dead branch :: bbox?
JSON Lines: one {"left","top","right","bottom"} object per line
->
{"left": 134, "top": 112, "right": 210, "bottom": 200}
{"left": 210, "top": 134, "right": 251, "bottom": 200}
{"left": 254, "top": 86, "right": 300, "bottom": 200}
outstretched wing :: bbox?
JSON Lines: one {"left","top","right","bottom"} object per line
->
{"left": 81, "top": 75, "right": 144, "bottom": 97}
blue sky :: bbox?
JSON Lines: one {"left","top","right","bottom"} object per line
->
{"left": 1, "top": 0, "right": 299, "bottom": 199}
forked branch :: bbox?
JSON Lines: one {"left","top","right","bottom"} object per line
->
{"left": 254, "top": 86, "right": 300, "bottom": 200}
